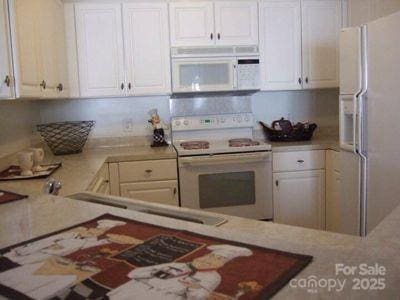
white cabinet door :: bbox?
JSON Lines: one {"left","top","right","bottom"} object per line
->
{"left": 38, "top": 0, "right": 62, "bottom": 98}
{"left": 273, "top": 170, "right": 326, "bottom": 230}
{"left": 169, "top": 2, "right": 214, "bottom": 47}
{"left": 0, "top": 0, "right": 13, "bottom": 99}
{"left": 120, "top": 180, "right": 179, "bottom": 206}
{"left": 214, "top": 1, "right": 258, "bottom": 46}
{"left": 75, "top": 3, "right": 125, "bottom": 97}
{"left": 12, "top": 0, "right": 42, "bottom": 98}
{"left": 302, "top": 0, "right": 340, "bottom": 89}
{"left": 123, "top": 3, "right": 171, "bottom": 95}
{"left": 260, "top": 0, "right": 302, "bottom": 90}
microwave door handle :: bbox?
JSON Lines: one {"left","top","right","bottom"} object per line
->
{"left": 233, "top": 62, "right": 238, "bottom": 89}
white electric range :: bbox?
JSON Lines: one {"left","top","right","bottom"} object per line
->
{"left": 171, "top": 113, "right": 273, "bottom": 220}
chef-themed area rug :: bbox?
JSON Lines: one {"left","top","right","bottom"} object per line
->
{"left": 0, "top": 214, "right": 312, "bottom": 300}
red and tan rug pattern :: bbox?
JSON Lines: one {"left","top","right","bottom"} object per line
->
{"left": 0, "top": 190, "right": 27, "bottom": 205}
{"left": 0, "top": 214, "right": 312, "bottom": 300}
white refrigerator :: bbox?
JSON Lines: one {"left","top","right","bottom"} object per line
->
{"left": 338, "top": 11, "right": 400, "bottom": 236}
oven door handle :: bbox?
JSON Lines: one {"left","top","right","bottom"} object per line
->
{"left": 179, "top": 152, "right": 271, "bottom": 166}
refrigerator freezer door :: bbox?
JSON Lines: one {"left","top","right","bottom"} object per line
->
{"left": 364, "top": 12, "right": 400, "bottom": 234}
{"left": 339, "top": 27, "right": 362, "bottom": 95}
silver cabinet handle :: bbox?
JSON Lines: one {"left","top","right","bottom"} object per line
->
{"left": 210, "top": 33, "right": 213, "bottom": 40}
{"left": 56, "top": 83, "right": 63, "bottom": 92}
{"left": 40, "top": 80, "right": 47, "bottom": 90}
{"left": 4, "top": 75, "right": 11, "bottom": 87}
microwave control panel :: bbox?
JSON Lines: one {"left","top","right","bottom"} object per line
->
{"left": 236, "top": 59, "right": 260, "bottom": 90}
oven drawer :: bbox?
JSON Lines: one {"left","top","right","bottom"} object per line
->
{"left": 273, "top": 150, "right": 325, "bottom": 172}
{"left": 119, "top": 159, "right": 177, "bottom": 182}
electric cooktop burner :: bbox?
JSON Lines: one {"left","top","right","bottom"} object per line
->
{"left": 180, "top": 141, "right": 210, "bottom": 150}
{"left": 229, "top": 138, "right": 261, "bottom": 147}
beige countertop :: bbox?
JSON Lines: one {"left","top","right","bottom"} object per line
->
{"left": 270, "top": 136, "right": 340, "bottom": 152}
{"left": 0, "top": 145, "right": 177, "bottom": 197}
{"left": 1, "top": 139, "right": 399, "bottom": 298}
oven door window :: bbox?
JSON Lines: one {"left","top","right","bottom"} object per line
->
{"left": 198, "top": 171, "right": 255, "bottom": 208}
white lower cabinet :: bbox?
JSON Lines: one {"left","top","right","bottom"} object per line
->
{"left": 325, "top": 149, "right": 341, "bottom": 232}
{"left": 87, "top": 163, "right": 110, "bottom": 195}
{"left": 109, "top": 159, "right": 179, "bottom": 206}
{"left": 120, "top": 180, "right": 178, "bottom": 206}
{"left": 273, "top": 150, "right": 326, "bottom": 230}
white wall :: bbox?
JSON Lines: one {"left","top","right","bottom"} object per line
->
{"left": 252, "top": 89, "right": 339, "bottom": 128}
{"left": 38, "top": 90, "right": 339, "bottom": 138}
{"left": 38, "top": 96, "right": 170, "bottom": 138}
{"left": 346, "top": 0, "right": 400, "bottom": 27}
{"left": 0, "top": 100, "right": 40, "bottom": 158}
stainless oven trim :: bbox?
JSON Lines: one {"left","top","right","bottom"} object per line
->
{"left": 179, "top": 152, "right": 271, "bottom": 166}
{"left": 178, "top": 151, "right": 273, "bottom": 219}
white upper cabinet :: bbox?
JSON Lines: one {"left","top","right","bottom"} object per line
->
{"left": 301, "top": 0, "right": 340, "bottom": 89}
{"left": 38, "top": 0, "right": 64, "bottom": 98}
{"left": 260, "top": 0, "right": 302, "bottom": 90}
{"left": 11, "top": 0, "right": 68, "bottom": 98}
{"left": 169, "top": 2, "right": 215, "bottom": 47}
{"left": 0, "top": 0, "right": 13, "bottom": 99}
{"left": 214, "top": 1, "right": 258, "bottom": 46}
{"left": 75, "top": 3, "right": 125, "bottom": 97}
{"left": 123, "top": 3, "right": 171, "bottom": 95}
{"left": 11, "top": 0, "right": 42, "bottom": 98}
{"left": 169, "top": 1, "right": 258, "bottom": 47}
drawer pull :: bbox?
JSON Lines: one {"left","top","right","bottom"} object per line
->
{"left": 297, "top": 160, "right": 305, "bottom": 163}
{"left": 145, "top": 169, "right": 153, "bottom": 173}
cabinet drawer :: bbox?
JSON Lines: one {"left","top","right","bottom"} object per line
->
{"left": 119, "top": 159, "right": 177, "bottom": 182}
{"left": 120, "top": 180, "right": 178, "bottom": 206}
{"left": 273, "top": 150, "right": 325, "bottom": 172}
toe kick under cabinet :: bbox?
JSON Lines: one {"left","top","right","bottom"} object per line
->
{"left": 109, "top": 159, "right": 179, "bottom": 206}
{"left": 273, "top": 150, "right": 326, "bottom": 230}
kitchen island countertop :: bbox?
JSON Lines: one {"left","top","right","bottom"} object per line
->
{"left": 0, "top": 193, "right": 399, "bottom": 299}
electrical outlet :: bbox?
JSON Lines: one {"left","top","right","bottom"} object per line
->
{"left": 123, "top": 118, "right": 134, "bottom": 132}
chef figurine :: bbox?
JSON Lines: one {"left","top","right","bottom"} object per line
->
{"left": 148, "top": 109, "right": 168, "bottom": 147}
{"left": 107, "top": 244, "right": 253, "bottom": 300}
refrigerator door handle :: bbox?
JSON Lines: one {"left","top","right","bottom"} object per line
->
{"left": 358, "top": 25, "right": 368, "bottom": 237}
{"left": 353, "top": 94, "right": 358, "bottom": 154}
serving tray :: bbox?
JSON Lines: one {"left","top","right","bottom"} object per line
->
{"left": 0, "top": 190, "right": 28, "bottom": 205}
{"left": 0, "top": 162, "right": 62, "bottom": 181}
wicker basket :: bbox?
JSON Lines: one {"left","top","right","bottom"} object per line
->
{"left": 37, "top": 121, "right": 95, "bottom": 155}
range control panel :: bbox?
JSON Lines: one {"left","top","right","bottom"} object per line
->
{"left": 172, "top": 113, "right": 254, "bottom": 131}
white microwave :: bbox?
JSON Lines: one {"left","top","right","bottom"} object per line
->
{"left": 171, "top": 46, "right": 260, "bottom": 93}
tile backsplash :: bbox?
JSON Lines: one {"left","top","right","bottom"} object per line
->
{"left": 0, "top": 100, "right": 39, "bottom": 159}
{"left": 0, "top": 89, "right": 339, "bottom": 157}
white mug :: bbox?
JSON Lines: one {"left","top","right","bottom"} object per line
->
{"left": 17, "top": 151, "right": 34, "bottom": 176}
{"left": 29, "top": 148, "right": 45, "bottom": 172}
